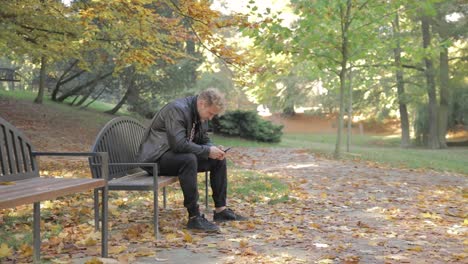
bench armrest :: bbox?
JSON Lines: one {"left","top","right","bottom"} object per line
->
{"left": 32, "top": 152, "right": 109, "bottom": 181}
{"left": 105, "top": 162, "right": 159, "bottom": 187}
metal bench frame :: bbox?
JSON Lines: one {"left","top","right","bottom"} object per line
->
{"left": 0, "top": 116, "right": 109, "bottom": 263}
{"left": 89, "top": 116, "right": 210, "bottom": 239}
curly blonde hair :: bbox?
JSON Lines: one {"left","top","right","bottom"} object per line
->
{"left": 198, "top": 88, "right": 226, "bottom": 113}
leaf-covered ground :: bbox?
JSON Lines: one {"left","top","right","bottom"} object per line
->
{"left": 0, "top": 97, "right": 466, "bottom": 263}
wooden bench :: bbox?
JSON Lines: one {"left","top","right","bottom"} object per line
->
{"left": 0, "top": 116, "right": 109, "bottom": 263}
{"left": 89, "top": 116, "right": 210, "bottom": 239}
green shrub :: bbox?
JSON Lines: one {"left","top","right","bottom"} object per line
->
{"left": 212, "top": 110, "right": 283, "bottom": 142}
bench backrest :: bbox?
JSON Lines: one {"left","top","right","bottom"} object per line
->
{"left": 0, "top": 116, "right": 38, "bottom": 182}
{"left": 90, "top": 117, "right": 147, "bottom": 180}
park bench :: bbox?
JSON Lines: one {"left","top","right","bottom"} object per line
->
{"left": 89, "top": 116, "right": 210, "bottom": 239}
{"left": 0, "top": 116, "right": 109, "bottom": 263}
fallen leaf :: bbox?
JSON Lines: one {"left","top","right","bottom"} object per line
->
{"left": 19, "top": 244, "right": 33, "bottom": 258}
{"left": 314, "top": 243, "right": 329, "bottom": 248}
{"left": 108, "top": 245, "right": 127, "bottom": 255}
{"left": 239, "top": 239, "right": 248, "bottom": 248}
{"left": 317, "top": 259, "right": 334, "bottom": 264}
{"left": 84, "top": 257, "right": 103, "bottom": 264}
{"left": 0, "top": 182, "right": 15, "bottom": 185}
{"left": 183, "top": 231, "right": 193, "bottom": 243}
{"left": 0, "top": 243, "right": 13, "bottom": 258}
{"left": 407, "top": 246, "right": 423, "bottom": 252}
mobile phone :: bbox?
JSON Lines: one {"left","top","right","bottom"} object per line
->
{"left": 224, "top": 147, "right": 232, "bottom": 152}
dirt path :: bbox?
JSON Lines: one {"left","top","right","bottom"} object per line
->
{"left": 131, "top": 148, "right": 466, "bottom": 264}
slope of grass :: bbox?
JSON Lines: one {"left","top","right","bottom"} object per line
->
{"left": 0, "top": 89, "right": 130, "bottom": 116}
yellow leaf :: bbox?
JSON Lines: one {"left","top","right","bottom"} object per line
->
{"left": 0, "top": 182, "right": 15, "bottom": 185}
{"left": 207, "top": 243, "right": 217, "bottom": 248}
{"left": 108, "top": 245, "right": 127, "bottom": 255}
{"left": 318, "top": 259, "right": 334, "bottom": 264}
{"left": 84, "top": 257, "right": 103, "bottom": 264}
{"left": 0, "top": 243, "right": 13, "bottom": 258}
{"left": 165, "top": 233, "right": 178, "bottom": 241}
{"left": 19, "top": 244, "right": 33, "bottom": 258}
{"left": 52, "top": 258, "right": 72, "bottom": 264}
{"left": 309, "top": 222, "right": 322, "bottom": 229}
{"left": 239, "top": 239, "right": 248, "bottom": 248}
{"left": 407, "top": 246, "right": 423, "bottom": 252}
{"left": 135, "top": 248, "right": 154, "bottom": 257}
{"left": 420, "top": 212, "right": 441, "bottom": 220}
{"left": 320, "top": 192, "right": 328, "bottom": 199}
{"left": 463, "top": 219, "right": 468, "bottom": 226}
{"left": 183, "top": 231, "right": 193, "bottom": 243}
{"left": 83, "top": 237, "right": 97, "bottom": 246}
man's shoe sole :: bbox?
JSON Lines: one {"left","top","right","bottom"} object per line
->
{"left": 214, "top": 218, "right": 248, "bottom": 222}
{"left": 187, "top": 227, "right": 220, "bottom": 233}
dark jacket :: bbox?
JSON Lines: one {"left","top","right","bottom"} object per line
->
{"left": 137, "top": 95, "right": 212, "bottom": 163}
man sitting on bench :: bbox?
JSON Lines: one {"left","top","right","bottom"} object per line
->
{"left": 137, "top": 88, "right": 247, "bottom": 232}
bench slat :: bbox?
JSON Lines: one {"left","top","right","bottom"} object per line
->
{"left": 108, "top": 174, "right": 178, "bottom": 191}
{"left": 0, "top": 177, "right": 106, "bottom": 209}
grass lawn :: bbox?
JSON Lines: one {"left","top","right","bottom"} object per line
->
{"left": 0, "top": 89, "right": 130, "bottom": 116}
{"left": 212, "top": 133, "right": 468, "bottom": 175}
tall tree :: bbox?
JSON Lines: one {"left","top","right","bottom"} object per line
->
{"left": 421, "top": 14, "right": 440, "bottom": 149}
{"left": 433, "top": 0, "right": 467, "bottom": 147}
{"left": 245, "top": 0, "right": 390, "bottom": 158}
{"left": 392, "top": 11, "right": 411, "bottom": 147}
{"left": 1, "top": 0, "right": 82, "bottom": 103}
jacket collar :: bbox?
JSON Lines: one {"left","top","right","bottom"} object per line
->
{"left": 191, "top": 95, "right": 200, "bottom": 123}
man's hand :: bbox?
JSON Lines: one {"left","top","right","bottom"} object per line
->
{"left": 209, "top": 146, "right": 225, "bottom": 160}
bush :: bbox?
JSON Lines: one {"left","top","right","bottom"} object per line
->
{"left": 212, "top": 110, "right": 283, "bottom": 142}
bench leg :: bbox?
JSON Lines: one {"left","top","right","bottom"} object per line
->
{"left": 33, "top": 202, "right": 40, "bottom": 264}
{"left": 163, "top": 187, "right": 167, "bottom": 209}
{"left": 153, "top": 167, "right": 160, "bottom": 240}
{"left": 101, "top": 186, "right": 109, "bottom": 258}
{"left": 94, "top": 189, "right": 100, "bottom": 231}
{"left": 205, "top": 171, "right": 209, "bottom": 212}
{"left": 154, "top": 189, "right": 159, "bottom": 240}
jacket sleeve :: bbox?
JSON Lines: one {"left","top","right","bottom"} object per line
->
{"left": 165, "top": 107, "right": 210, "bottom": 159}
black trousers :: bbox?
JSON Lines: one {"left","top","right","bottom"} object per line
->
{"left": 145, "top": 151, "right": 227, "bottom": 217}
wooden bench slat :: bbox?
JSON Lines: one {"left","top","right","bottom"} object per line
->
{"left": 0, "top": 125, "right": 7, "bottom": 175}
{"left": 108, "top": 174, "right": 178, "bottom": 191}
{"left": 4, "top": 127, "right": 18, "bottom": 174}
{"left": 0, "top": 177, "right": 106, "bottom": 209}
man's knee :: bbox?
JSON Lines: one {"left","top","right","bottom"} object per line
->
{"left": 214, "top": 158, "right": 226, "bottom": 168}
{"left": 181, "top": 153, "right": 198, "bottom": 169}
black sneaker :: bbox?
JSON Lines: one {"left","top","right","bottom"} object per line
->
{"left": 213, "top": 208, "right": 248, "bottom": 222}
{"left": 187, "top": 214, "right": 219, "bottom": 232}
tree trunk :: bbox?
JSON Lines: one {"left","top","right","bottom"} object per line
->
{"left": 81, "top": 86, "right": 107, "bottom": 109}
{"left": 34, "top": 56, "right": 47, "bottom": 104}
{"left": 69, "top": 95, "right": 79, "bottom": 106}
{"left": 105, "top": 84, "right": 133, "bottom": 115}
{"left": 74, "top": 82, "right": 98, "bottom": 106}
{"left": 346, "top": 70, "right": 353, "bottom": 152}
{"left": 421, "top": 16, "right": 440, "bottom": 149}
{"left": 56, "top": 71, "right": 112, "bottom": 102}
{"left": 334, "top": 0, "right": 351, "bottom": 159}
{"left": 438, "top": 47, "right": 449, "bottom": 148}
{"left": 51, "top": 60, "right": 85, "bottom": 101}
{"left": 393, "top": 13, "right": 411, "bottom": 148}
